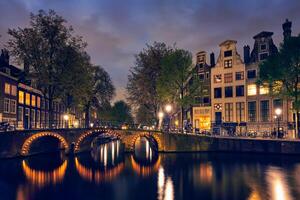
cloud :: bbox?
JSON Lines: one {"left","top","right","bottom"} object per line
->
{"left": 0, "top": 0, "right": 299, "bottom": 101}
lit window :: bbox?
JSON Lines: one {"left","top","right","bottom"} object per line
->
{"left": 11, "top": 85, "right": 17, "bottom": 96}
{"left": 10, "top": 100, "right": 16, "bottom": 114}
{"left": 37, "top": 97, "right": 41, "bottom": 108}
{"left": 247, "top": 84, "right": 257, "bottom": 96}
{"left": 259, "top": 86, "right": 269, "bottom": 95}
{"left": 25, "top": 93, "right": 30, "bottom": 105}
{"left": 4, "top": 98, "right": 10, "bottom": 113}
{"left": 4, "top": 83, "right": 10, "bottom": 94}
{"left": 31, "top": 95, "right": 36, "bottom": 107}
{"left": 224, "top": 59, "right": 232, "bottom": 68}
{"left": 214, "top": 74, "right": 222, "bottom": 83}
{"left": 18, "top": 91, "right": 24, "bottom": 104}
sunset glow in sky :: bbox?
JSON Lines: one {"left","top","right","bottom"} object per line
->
{"left": 0, "top": 0, "right": 299, "bottom": 101}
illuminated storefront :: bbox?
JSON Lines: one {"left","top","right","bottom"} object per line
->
{"left": 192, "top": 106, "right": 211, "bottom": 131}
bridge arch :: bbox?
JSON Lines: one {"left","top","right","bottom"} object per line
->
{"left": 74, "top": 129, "right": 120, "bottom": 152}
{"left": 129, "top": 132, "right": 162, "bottom": 152}
{"left": 21, "top": 132, "right": 69, "bottom": 156}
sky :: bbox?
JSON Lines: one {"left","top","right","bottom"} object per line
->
{"left": 0, "top": 0, "right": 300, "bottom": 101}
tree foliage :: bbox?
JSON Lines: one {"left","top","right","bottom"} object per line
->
{"left": 127, "top": 42, "right": 173, "bottom": 125}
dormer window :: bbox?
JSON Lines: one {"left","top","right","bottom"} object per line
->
{"left": 259, "top": 53, "right": 269, "bottom": 61}
{"left": 260, "top": 44, "right": 267, "bottom": 51}
{"left": 5, "top": 67, "right": 11, "bottom": 75}
{"left": 224, "top": 50, "right": 232, "bottom": 57}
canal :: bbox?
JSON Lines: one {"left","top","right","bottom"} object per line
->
{"left": 1, "top": 137, "right": 300, "bottom": 200}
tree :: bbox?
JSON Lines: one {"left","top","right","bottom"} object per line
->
{"left": 111, "top": 101, "right": 133, "bottom": 124}
{"left": 135, "top": 105, "right": 156, "bottom": 125}
{"left": 258, "top": 35, "right": 300, "bottom": 138}
{"left": 7, "top": 9, "right": 86, "bottom": 127}
{"left": 82, "top": 65, "right": 115, "bottom": 127}
{"left": 157, "top": 49, "right": 203, "bottom": 132}
{"left": 127, "top": 42, "right": 173, "bottom": 127}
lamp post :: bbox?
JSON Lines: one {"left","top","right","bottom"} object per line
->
{"left": 63, "top": 114, "right": 69, "bottom": 129}
{"left": 275, "top": 108, "right": 282, "bottom": 138}
{"left": 158, "top": 111, "right": 164, "bottom": 130}
{"left": 164, "top": 104, "right": 172, "bottom": 132}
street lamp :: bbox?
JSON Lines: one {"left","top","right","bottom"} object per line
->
{"left": 275, "top": 108, "right": 282, "bottom": 138}
{"left": 158, "top": 112, "right": 164, "bottom": 119}
{"left": 165, "top": 104, "right": 172, "bottom": 113}
{"left": 63, "top": 114, "right": 69, "bottom": 128}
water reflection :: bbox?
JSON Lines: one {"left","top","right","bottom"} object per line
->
{"left": 134, "top": 136, "right": 158, "bottom": 164}
{"left": 91, "top": 140, "right": 122, "bottom": 167}
{"left": 21, "top": 158, "right": 67, "bottom": 187}
{"left": 75, "top": 140, "right": 124, "bottom": 183}
{"left": 157, "top": 167, "right": 174, "bottom": 200}
{"left": 266, "top": 166, "right": 293, "bottom": 200}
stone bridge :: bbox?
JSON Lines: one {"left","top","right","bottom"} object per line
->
{"left": 0, "top": 128, "right": 164, "bottom": 158}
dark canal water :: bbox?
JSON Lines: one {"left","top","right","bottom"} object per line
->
{"left": 1, "top": 137, "right": 300, "bottom": 200}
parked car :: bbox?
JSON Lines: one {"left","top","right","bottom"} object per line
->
{"left": 0, "top": 122, "right": 15, "bottom": 132}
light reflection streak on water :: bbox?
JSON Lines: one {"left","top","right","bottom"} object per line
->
{"left": 146, "top": 140, "right": 149, "bottom": 160}
{"left": 75, "top": 157, "right": 124, "bottom": 183}
{"left": 157, "top": 166, "right": 174, "bottom": 200}
{"left": 130, "top": 155, "right": 161, "bottom": 177}
{"left": 22, "top": 160, "right": 68, "bottom": 187}
{"left": 112, "top": 142, "right": 115, "bottom": 165}
{"left": 266, "top": 167, "right": 292, "bottom": 200}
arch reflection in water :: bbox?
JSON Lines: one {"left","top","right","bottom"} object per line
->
{"left": 75, "top": 158, "right": 124, "bottom": 183}
{"left": 91, "top": 140, "right": 123, "bottom": 167}
{"left": 266, "top": 166, "right": 292, "bottom": 200}
{"left": 134, "top": 136, "right": 158, "bottom": 164}
{"left": 157, "top": 167, "right": 174, "bottom": 200}
{"left": 22, "top": 159, "right": 67, "bottom": 187}
{"left": 76, "top": 140, "right": 124, "bottom": 183}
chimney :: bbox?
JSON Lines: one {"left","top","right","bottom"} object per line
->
{"left": 243, "top": 45, "right": 250, "bottom": 64}
{"left": 1, "top": 49, "right": 9, "bottom": 65}
{"left": 282, "top": 19, "right": 292, "bottom": 40}
{"left": 210, "top": 52, "right": 215, "bottom": 67}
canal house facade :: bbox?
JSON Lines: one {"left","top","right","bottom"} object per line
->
{"left": 210, "top": 40, "right": 247, "bottom": 135}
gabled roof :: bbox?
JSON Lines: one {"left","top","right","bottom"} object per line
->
{"left": 253, "top": 31, "right": 274, "bottom": 39}
{"left": 219, "top": 40, "right": 237, "bottom": 47}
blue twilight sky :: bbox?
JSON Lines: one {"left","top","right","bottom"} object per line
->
{"left": 0, "top": 0, "right": 300, "bottom": 101}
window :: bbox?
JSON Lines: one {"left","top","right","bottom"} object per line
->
{"left": 214, "top": 88, "right": 222, "bottom": 98}
{"left": 10, "top": 100, "right": 16, "bottom": 114}
{"left": 11, "top": 85, "right": 17, "bottom": 96}
{"left": 31, "top": 109, "right": 35, "bottom": 128}
{"left": 4, "top": 98, "right": 9, "bottom": 113}
{"left": 36, "top": 110, "right": 40, "bottom": 128}
{"left": 247, "top": 84, "right": 257, "bottom": 96}
{"left": 25, "top": 93, "right": 30, "bottom": 106}
{"left": 259, "top": 86, "right": 269, "bottom": 95}
{"left": 31, "top": 95, "right": 36, "bottom": 107}
{"left": 214, "top": 74, "right": 222, "bottom": 83}
{"left": 273, "top": 99, "right": 283, "bottom": 109}
{"left": 199, "top": 73, "right": 205, "bottom": 80}
{"left": 260, "top": 100, "right": 269, "bottom": 122}
{"left": 4, "top": 83, "right": 10, "bottom": 94}
{"left": 225, "top": 86, "right": 233, "bottom": 98}
{"left": 198, "top": 63, "right": 204, "bottom": 69}
{"left": 236, "top": 102, "right": 245, "bottom": 122}
{"left": 260, "top": 44, "right": 267, "bottom": 51}
{"left": 203, "top": 97, "right": 210, "bottom": 104}
{"left": 206, "top": 72, "right": 209, "bottom": 79}
{"left": 259, "top": 53, "right": 268, "bottom": 61}
{"left": 235, "top": 72, "right": 244, "bottom": 80}
{"left": 224, "top": 59, "right": 232, "bottom": 68}
{"left": 236, "top": 85, "right": 245, "bottom": 97}
{"left": 224, "top": 73, "right": 233, "bottom": 83}
{"left": 18, "top": 91, "right": 24, "bottom": 104}
{"left": 18, "top": 106, "right": 23, "bottom": 127}
{"left": 225, "top": 103, "right": 233, "bottom": 122}
{"left": 247, "top": 70, "right": 256, "bottom": 79}
{"left": 37, "top": 97, "right": 41, "bottom": 108}
{"left": 224, "top": 50, "right": 232, "bottom": 57}
{"left": 248, "top": 101, "right": 257, "bottom": 122}
{"left": 195, "top": 97, "right": 201, "bottom": 103}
